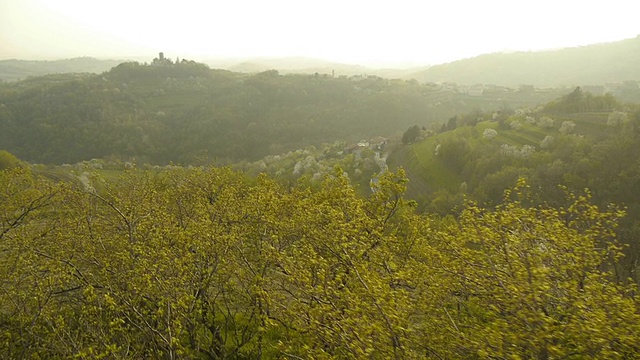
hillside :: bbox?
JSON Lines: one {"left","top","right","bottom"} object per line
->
{"left": 0, "top": 60, "right": 565, "bottom": 165}
{"left": 0, "top": 57, "right": 127, "bottom": 82}
{"left": 386, "top": 89, "right": 640, "bottom": 283}
{"left": 388, "top": 88, "right": 635, "bottom": 212}
{"left": 409, "top": 35, "right": 640, "bottom": 87}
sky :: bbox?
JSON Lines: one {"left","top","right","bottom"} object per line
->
{"left": 1, "top": 0, "right": 639, "bottom": 67}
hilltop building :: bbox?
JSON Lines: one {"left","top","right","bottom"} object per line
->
{"left": 152, "top": 52, "right": 173, "bottom": 66}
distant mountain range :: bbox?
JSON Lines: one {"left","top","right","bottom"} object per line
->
{"left": 0, "top": 56, "right": 427, "bottom": 82}
{"left": 203, "top": 56, "right": 430, "bottom": 79}
{"left": 2, "top": 35, "right": 640, "bottom": 86}
{"left": 408, "top": 35, "right": 640, "bottom": 87}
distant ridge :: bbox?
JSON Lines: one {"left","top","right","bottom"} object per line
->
{"left": 408, "top": 35, "right": 640, "bottom": 87}
{"left": 0, "top": 55, "right": 429, "bottom": 82}
{"left": 0, "top": 57, "right": 126, "bottom": 82}
{"left": 5, "top": 35, "right": 640, "bottom": 87}
{"left": 204, "top": 56, "right": 430, "bottom": 78}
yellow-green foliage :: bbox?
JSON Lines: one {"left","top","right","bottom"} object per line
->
{"left": 0, "top": 150, "right": 20, "bottom": 170}
{"left": 429, "top": 180, "right": 639, "bottom": 358}
{"left": 1, "top": 168, "right": 638, "bottom": 358}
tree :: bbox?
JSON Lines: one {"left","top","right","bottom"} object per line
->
{"left": 540, "top": 135, "right": 554, "bottom": 149}
{"left": 607, "top": 111, "right": 628, "bottom": 127}
{"left": 0, "top": 168, "right": 75, "bottom": 358}
{"left": 402, "top": 125, "right": 421, "bottom": 144}
{"left": 1, "top": 167, "right": 639, "bottom": 358}
{"left": 429, "top": 180, "right": 640, "bottom": 358}
{"left": 437, "top": 137, "right": 470, "bottom": 173}
{"left": 482, "top": 128, "right": 497, "bottom": 139}
{"left": 537, "top": 116, "right": 555, "bottom": 128}
{"left": 559, "top": 120, "right": 576, "bottom": 135}
{"left": 0, "top": 150, "right": 19, "bottom": 170}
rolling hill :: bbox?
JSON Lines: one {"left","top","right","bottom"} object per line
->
{"left": 387, "top": 88, "right": 631, "bottom": 212}
{"left": 409, "top": 35, "right": 640, "bottom": 87}
{"left": 0, "top": 60, "right": 567, "bottom": 165}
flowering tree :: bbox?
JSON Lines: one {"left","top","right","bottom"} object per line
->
{"left": 483, "top": 128, "right": 498, "bottom": 139}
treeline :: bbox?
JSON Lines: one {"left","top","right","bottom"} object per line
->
{"left": 0, "top": 60, "right": 561, "bottom": 165}
{"left": 1, "top": 166, "right": 639, "bottom": 358}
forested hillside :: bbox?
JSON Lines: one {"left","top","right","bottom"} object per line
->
{"left": 390, "top": 87, "right": 640, "bottom": 283}
{"left": 0, "top": 60, "right": 565, "bottom": 165}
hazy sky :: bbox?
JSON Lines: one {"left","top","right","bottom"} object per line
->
{"left": 1, "top": 0, "right": 639, "bottom": 67}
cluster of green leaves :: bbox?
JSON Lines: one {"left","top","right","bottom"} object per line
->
{"left": 1, "top": 166, "right": 638, "bottom": 358}
{"left": 0, "top": 150, "right": 20, "bottom": 170}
